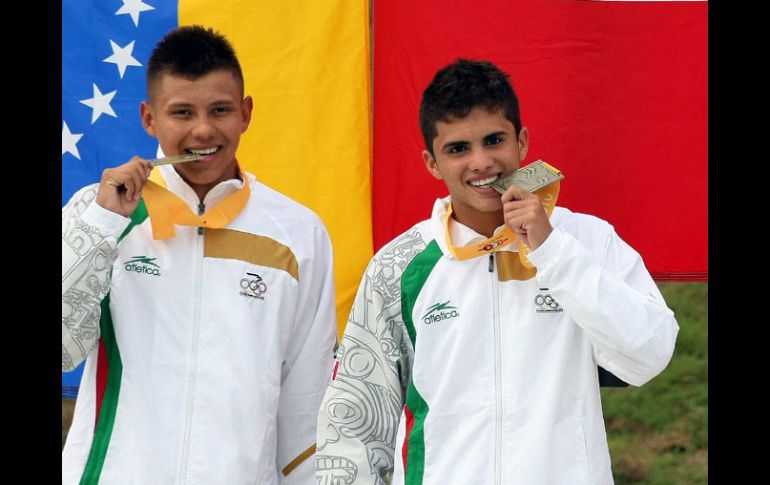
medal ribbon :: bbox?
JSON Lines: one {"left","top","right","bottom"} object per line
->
{"left": 141, "top": 168, "right": 251, "bottom": 240}
{"left": 443, "top": 180, "right": 561, "bottom": 268}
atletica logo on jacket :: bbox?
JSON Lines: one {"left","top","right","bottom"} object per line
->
{"left": 422, "top": 301, "right": 460, "bottom": 325}
{"left": 124, "top": 256, "right": 161, "bottom": 276}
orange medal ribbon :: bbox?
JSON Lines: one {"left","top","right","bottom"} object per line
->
{"left": 443, "top": 180, "right": 561, "bottom": 268}
{"left": 141, "top": 169, "right": 251, "bottom": 240}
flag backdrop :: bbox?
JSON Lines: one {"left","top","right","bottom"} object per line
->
{"left": 372, "top": 0, "right": 707, "bottom": 281}
{"left": 63, "top": 0, "right": 706, "bottom": 396}
{"left": 62, "top": 0, "right": 372, "bottom": 397}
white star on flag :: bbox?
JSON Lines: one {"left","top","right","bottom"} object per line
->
{"left": 62, "top": 121, "right": 84, "bottom": 159}
{"left": 103, "top": 40, "right": 142, "bottom": 78}
{"left": 79, "top": 84, "right": 118, "bottom": 124}
{"left": 115, "top": 0, "right": 155, "bottom": 27}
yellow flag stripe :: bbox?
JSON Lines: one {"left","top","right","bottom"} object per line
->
{"left": 180, "top": 0, "right": 373, "bottom": 335}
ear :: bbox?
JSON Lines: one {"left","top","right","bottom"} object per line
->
{"left": 422, "top": 149, "right": 443, "bottom": 180}
{"left": 517, "top": 126, "right": 529, "bottom": 161}
{"left": 140, "top": 101, "right": 157, "bottom": 138}
{"left": 240, "top": 95, "right": 253, "bottom": 133}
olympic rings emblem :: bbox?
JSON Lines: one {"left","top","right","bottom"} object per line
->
{"left": 534, "top": 293, "right": 562, "bottom": 312}
{"left": 240, "top": 273, "right": 267, "bottom": 299}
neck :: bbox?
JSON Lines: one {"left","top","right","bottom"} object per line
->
{"left": 192, "top": 184, "right": 215, "bottom": 204}
{"left": 451, "top": 206, "right": 504, "bottom": 238}
{"left": 175, "top": 165, "right": 241, "bottom": 204}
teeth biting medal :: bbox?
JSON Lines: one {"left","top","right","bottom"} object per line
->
{"left": 147, "top": 153, "right": 205, "bottom": 167}
{"left": 106, "top": 153, "right": 205, "bottom": 189}
{"left": 445, "top": 160, "right": 564, "bottom": 268}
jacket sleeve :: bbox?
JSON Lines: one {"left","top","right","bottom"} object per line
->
{"left": 276, "top": 219, "right": 338, "bottom": 484}
{"left": 315, "top": 254, "right": 412, "bottom": 485}
{"left": 527, "top": 224, "right": 679, "bottom": 387}
{"left": 62, "top": 185, "right": 130, "bottom": 372}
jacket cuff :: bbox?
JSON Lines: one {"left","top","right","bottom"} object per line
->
{"left": 80, "top": 201, "right": 131, "bottom": 238}
{"left": 527, "top": 226, "right": 564, "bottom": 270}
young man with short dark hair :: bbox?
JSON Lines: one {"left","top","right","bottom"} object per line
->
{"left": 316, "top": 59, "right": 678, "bottom": 485}
{"left": 62, "top": 26, "right": 336, "bottom": 484}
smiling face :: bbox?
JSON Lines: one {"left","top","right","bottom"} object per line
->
{"left": 141, "top": 69, "right": 253, "bottom": 201}
{"left": 423, "top": 106, "right": 528, "bottom": 236}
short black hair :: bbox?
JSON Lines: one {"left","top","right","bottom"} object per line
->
{"left": 419, "top": 59, "right": 522, "bottom": 155}
{"left": 146, "top": 25, "right": 244, "bottom": 99}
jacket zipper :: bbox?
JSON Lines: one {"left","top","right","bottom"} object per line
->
{"left": 489, "top": 253, "right": 502, "bottom": 485}
{"left": 179, "top": 202, "right": 206, "bottom": 483}
{"left": 197, "top": 202, "right": 205, "bottom": 235}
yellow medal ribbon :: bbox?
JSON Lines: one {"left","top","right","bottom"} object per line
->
{"left": 443, "top": 180, "right": 561, "bottom": 268}
{"left": 141, "top": 168, "right": 251, "bottom": 240}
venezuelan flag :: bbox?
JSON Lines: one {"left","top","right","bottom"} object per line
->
{"left": 63, "top": 0, "right": 371, "bottom": 392}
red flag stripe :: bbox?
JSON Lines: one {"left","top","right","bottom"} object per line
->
{"left": 402, "top": 404, "right": 415, "bottom": 471}
{"left": 372, "top": 0, "right": 707, "bottom": 279}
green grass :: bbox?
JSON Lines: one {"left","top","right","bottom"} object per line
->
{"left": 603, "top": 282, "right": 708, "bottom": 484}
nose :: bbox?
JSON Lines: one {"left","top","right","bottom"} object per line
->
{"left": 468, "top": 148, "right": 495, "bottom": 172}
{"left": 191, "top": 114, "right": 216, "bottom": 140}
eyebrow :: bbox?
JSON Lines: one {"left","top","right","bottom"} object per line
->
{"left": 209, "top": 99, "right": 237, "bottom": 106}
{"left": 165, "top": 99, "right": 237, "bottom": 110}
{"left": 166, "top": 102, "right": 194, "bottom": 109}
{"left": 484, "top": 131, "right": 508, "bottom": 140}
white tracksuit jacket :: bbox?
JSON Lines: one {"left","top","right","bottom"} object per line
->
{"left": 316, "top": 196, "right": 678, "bottom": 485}
{"left": 62, "top": 165, "right": 337, "bottom": 485}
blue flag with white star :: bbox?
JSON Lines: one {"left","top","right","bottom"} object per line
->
{"left": 62, "top": 0, "right": 178, "bottom": 398}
